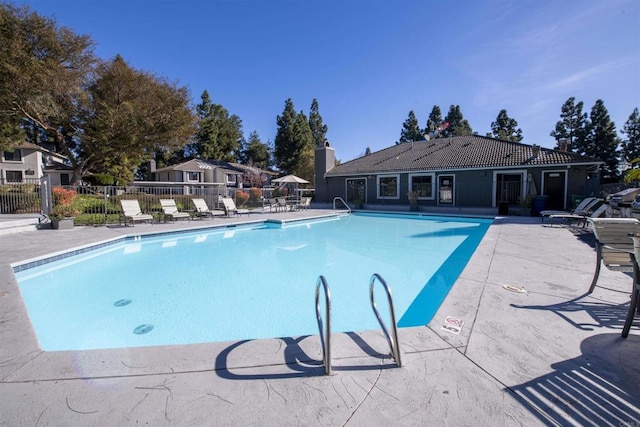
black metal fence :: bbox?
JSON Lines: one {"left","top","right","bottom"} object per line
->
{"left": 0, "top": 183, "right": 279, "bottom": 225}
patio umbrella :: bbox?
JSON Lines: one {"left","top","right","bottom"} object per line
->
{"left": 272, "top": 174, "right": 310, "bottom": 198}
{"left": 272, "top": 174, "right": 310, "bottom": 184}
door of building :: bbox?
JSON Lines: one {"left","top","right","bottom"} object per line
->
{"left": 438, "top": 175, "right": 454, "bottom": 205}
{"left": 346, "top": 178, "right": 366, "bottom": 205}
{"left": 543, "top": 171, "right": 567, "bottom": 210}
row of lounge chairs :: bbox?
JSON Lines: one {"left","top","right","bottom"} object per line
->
{"left": 541, "top": 197, "right": 605, "bottom": 226}
{"left": 119, "top": 197, "right": 248, "bottom": 226}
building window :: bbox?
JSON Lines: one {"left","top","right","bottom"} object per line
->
{"left": 6, "top": 170, "right": 23, "bottom": 182}
{"left": 410, "top": 174, "right": 434, "bottom": 199}
{"left": 378, "top": 175, "right": 399, "bottom": 199}
{"left": 60, "top": 173, "right": 70, "bottom": 185}
{"left": 226, "top": 174, "right": 236, "bottom": 184}
{"left": 187, "top": 171, "right": 199, "bottom": 182}
{"left": 3, "top": 149, "right": 22, "bottom": 162}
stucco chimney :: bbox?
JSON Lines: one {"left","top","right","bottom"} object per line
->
{"left": 314, "top": 144, "right": 336, "bottom": 203}
{"left": 148, "top": 159, "right": 156, "bottom": 181}
{"left": 532, "top": 144, "right": 540, "bottom": 157}
{"left": 558, "top": 138, "right": 568, "bottom": 152}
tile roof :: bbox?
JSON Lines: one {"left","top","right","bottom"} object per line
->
{"left": 326, "top": 135, "right": 601, "bottom": 176}
{"left": 154, "top": 159, "right": 243, "bottom": 175}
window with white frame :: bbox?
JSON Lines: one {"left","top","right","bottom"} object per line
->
{"left": 378, "top": 175, "right": 399, "bottom": 199}
{"left": 226, "top": 174, "right": 236, "bottom": 184}
{"left": 410, "top": 174, "right": 435, "bottom": 199}
{"left": 187, "top": 171, "right": 199, "bottom": 182}
{"left": 3, "top": 150, "right": 22, "bottom": 162}
{"left": 5, "top": 170, "right": 23, "bottom": 182}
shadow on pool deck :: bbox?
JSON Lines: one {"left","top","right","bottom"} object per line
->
{"left": 0, "top": 211, "right": 638, "bottom": 426}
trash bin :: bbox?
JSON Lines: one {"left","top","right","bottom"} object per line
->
{"left": 498, "top": 201, "right": 509, "bottom": 216}
{"left": 532, "top": 195, "right": 548, "bottom": 216}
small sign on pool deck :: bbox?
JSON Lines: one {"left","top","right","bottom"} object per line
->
{"left": 441, "top": 316, "right": 464, "bottom": 335}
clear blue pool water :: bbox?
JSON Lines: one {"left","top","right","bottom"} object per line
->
{"left": 15, "top": 213, "right": 491, "bottom": 351}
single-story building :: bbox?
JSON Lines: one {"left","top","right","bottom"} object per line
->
{"left": 314, "top": 135, "right": 602, "bottom": 212}
{"left": 1, "top": 142, "right": 71, "bottom": 185}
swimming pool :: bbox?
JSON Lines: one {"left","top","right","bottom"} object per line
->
{"left": 14, "top": 213, "right": 491, "bottom": 351}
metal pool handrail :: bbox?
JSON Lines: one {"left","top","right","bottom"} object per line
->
{"left": 333, "top": 197, "right": 351, "bottom": 213}
{"left": 315, "top": 275, "right": 332, "bottom": 375}
{"left": 369, "top": 273, "right": 402, "bottom": 367}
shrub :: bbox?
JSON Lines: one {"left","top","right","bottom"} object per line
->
{"left": 248, "top": 187, "right": 262, "bottom": 201}
{"left": 51, "top": 187, "right": 81, "bottom": 218}
{"left": 52, "top": 187, "right": 77, "bottom": 206}
{"left": 235, "top": 190, "right": 249, "bottom": 206}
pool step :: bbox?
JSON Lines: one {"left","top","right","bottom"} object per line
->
{"left": 0, "top": 216, "right": 43, "bottom": 235}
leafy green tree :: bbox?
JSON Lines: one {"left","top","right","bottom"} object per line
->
{"left": 424, "top": 106, "right": 444, "bottom": 138}
{"left": 490, "top": 109, "right": 523, "bottom": 142}
{"left": 82, "top": 55, "right": 195, "bottom": 183}
{"left": 585, "top": 99, "right": 620, "bottom": 182}
{"left": 550, "top": 97, "right": 589, "bottom": 153}
{"left": 399, "top": 110, "right": 422, "bottom": 143}
{"left": 274, "top": 99, "right": 313, "bottom": 179}
{"left": 621, "top": 107, "right": 640, "bottom": 162}
{"left": 242, "top": 131, "right": 271, "bottom": 170}
{"left": 308, "top": 98, "right": 328, "bottom": 147}
{"left": 191, "top": 90, "right": 242, "bottom": 162}
{"left": 442, "top": 105, "right": 473, "bottom": 137}
{"left": 0, "top": 3, "right": 96, "bottom": 169}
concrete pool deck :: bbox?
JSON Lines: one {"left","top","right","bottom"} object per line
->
{"left": 0, "top": 210, "right": 638, "bottom": 426}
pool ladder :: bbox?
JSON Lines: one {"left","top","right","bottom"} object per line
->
{"left": 315, "top": 273, "right": 402, "bottom": 376}
{"left": 332, "top": 197, "right": 351, "bottom": 213}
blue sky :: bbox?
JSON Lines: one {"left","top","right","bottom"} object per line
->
{"left": 15, "top": 0, "right": 640, "bottom": 162}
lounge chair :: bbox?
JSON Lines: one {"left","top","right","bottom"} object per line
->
{"left": 160, "top": 199, "right": 190, "bottom": 221}
{"left": 547, "top": 203, "right": 607, "bottom": 227}
{"left": 120, "top": 199, "right": 154, "bottom": 226}
{"left": 624, "top": 237, "right": 640, "bottom": 337}
{"left": 264, "top": 198, "right": 277, "bottom": 212}
{"left": 297, "top": 197, "right": 311, "bottom": 210}
{"left": 221, "top": 197, "right": 250, "bottom": 217}
{"left": 192, "top": 198, "right": 225, "bottom": 219}
{"left": 540, "top": 197, "right": 601, "bottom": 222}
{"left": 275, "top": 197, "right": 288, "bottom": 212}
{"left": 587, "top": 217, "right": 640, "bottom": 294}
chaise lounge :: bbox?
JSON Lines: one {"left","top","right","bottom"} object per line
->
{"left": 221, "top": 197, "right": 250, "bottom": 217}
{"left": 160, "top": 199, "right": 191, "bottom": 221}
{"left": 587, "top": 217, "right": 640, "bottom": 294}
{"left": 120, "top": 199, "right": 154, "bottom": 226}
{"left": 192, "top": 198, "right": 225, "bottom": 219}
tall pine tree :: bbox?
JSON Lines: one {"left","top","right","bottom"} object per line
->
{"left": 621, "top": 108, "right": 640, "bottom": 162}
{"left": 490, "top": 109, "right": 523, "bottom": 142}
{"left": 308, "top": 98, "right": 328, "bottom": 147}
{"left": 241, "top": 131, "right": 271, "bottom": 170}
{"left": 399, "top": 110, "right": 422, "bottom": 143}
{"left": 442, "top": 105, "right": 473, "bottom": 137}
{"left": 274, "top": 98, "right": 313, "bottom": 179}
{"left": 586, "top": 99, "right": 620, "bottom": 182}
{"left": 192, "top": 90, "right": 242, "bottom": 162}
{"left": 424, "top": 106, "right": 443, "bottom": 137}
{"left": 550, "top": 97, "right": 589, "bottom": 153}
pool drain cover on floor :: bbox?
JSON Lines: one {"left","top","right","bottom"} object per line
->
{"left": 114, "top": 299, "right": 132, "bottom": 307}
{"left": 133, "top": 324, "right": 153, "bottom": 335}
